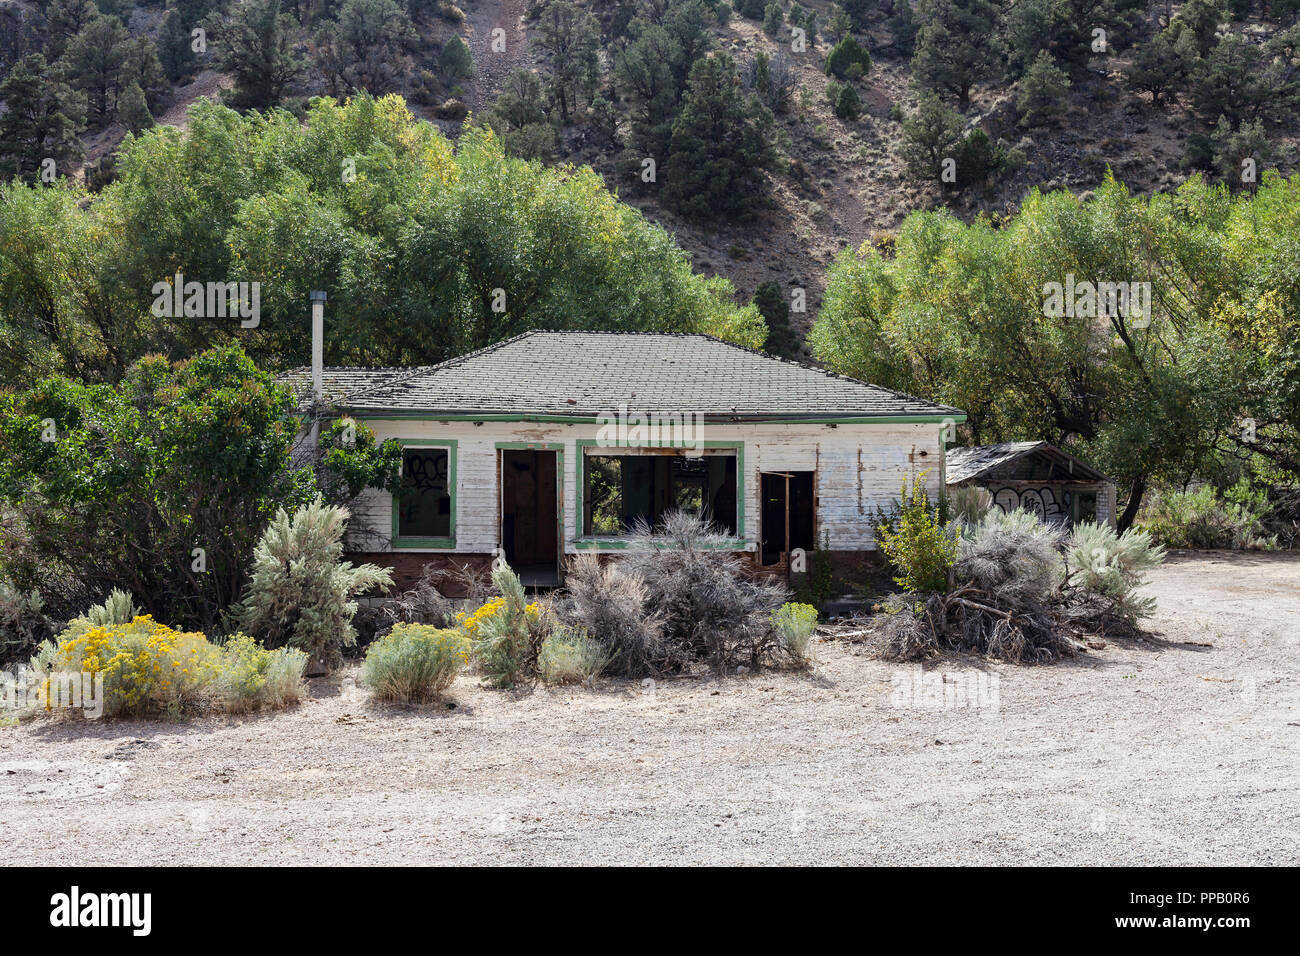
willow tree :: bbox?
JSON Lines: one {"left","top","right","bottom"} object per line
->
{"left": 810, "top": 174, "right": 1280, "bottom": 530}
{"left": 0, "top": 93, "right": 764, "bottom": 385}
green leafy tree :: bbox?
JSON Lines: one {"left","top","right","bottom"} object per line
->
{"left": 662, "top": 53, "right": 779, "bottom": 221}
{"left": 0, "top": 345, "right": 394, "bottom": 631}
{"left": 810, "top": 176, "right": 1269, "bottom": 530}
{"left": 0, "top": 95, "right": 766, "bottom": 384}
{"left": 0, "top": 55, "right": 87, "bottom": 182}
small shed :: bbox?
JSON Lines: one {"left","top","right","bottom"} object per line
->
{"left": 945, "top": 441, "right": 1116, "bottom": 527}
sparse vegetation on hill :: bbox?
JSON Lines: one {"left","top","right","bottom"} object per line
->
{"left": 1, "top": 0, "right": 1296, "bottom": 358}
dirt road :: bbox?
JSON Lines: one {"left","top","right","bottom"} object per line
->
{"left": 4, "top": 552, "right": 1298, "bottom": 865}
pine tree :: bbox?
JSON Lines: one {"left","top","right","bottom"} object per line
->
{"left": 662, "top": 53, "right": 778, "bottom": 220}
{"left": 535, "top": 1, "right": 601, "bottom": 123}
{"left": 62, "top": 14, "right": 132, "bottom": 124}
{"left": 753, "top": 281, "right": 800, "bottom": 357}
{"left": 158, "top": 8, "right": 201, "bottom": 83}
{"left": 216, "top": 0, "right": 305, "bottom": 110}
{"left": 0, "top": 54, "right": 87, "bottom": 182}
{"left": 45, "top": 0, "right": 99, "bottom": 61}
{"left": 911, "top": 0, "right": 1003, "bottom": 107}
{"left": 1125, "top": 23, "right": 1196, "bottom": 107}
{"left": 119, "top": 80, "right": 154, "bottom": 135}
{"left": 1017, "top": 51, "right": 1070, "bottom": 127}
{"left": 898, "top": 91, "right": 964, "bottom": 183}
{"left": 1193, "top": 33, "right": 1265, "bottom": 124}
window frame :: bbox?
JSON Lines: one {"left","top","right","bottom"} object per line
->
{"left": 574, "top": 439, "right": 746, "bottom": 550}
{"left": 391, "top": 438, "right": 458, "bottom": 550}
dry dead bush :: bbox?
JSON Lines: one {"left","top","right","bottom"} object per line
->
{"left": 872, "top": 510, "right": 1077, "bottom": 664}
{"left": 622, "top": 511, "right": 792, "bottom": 674}
{"left": 554, "top": 553, "right": 667, "bottom": 677}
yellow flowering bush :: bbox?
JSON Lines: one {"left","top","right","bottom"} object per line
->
{"left": 455, "top": 596, "right": 541, "bottom": 641}
{"left": 361, "top": 623, "right": 470, "bottom": 703}
{"left": 468, "top": 568, "right": 549, "bottom": 688}
{"left": 39, "top": 615, "right": 308, "bottom": 718}
{"left": 53, "top": 616, "right": 220, "bottom": 718}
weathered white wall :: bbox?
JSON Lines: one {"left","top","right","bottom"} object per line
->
{"left": 349, "top": 419, "right": 947, "bottom": 553}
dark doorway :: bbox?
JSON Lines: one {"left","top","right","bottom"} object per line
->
{"left": 760, "top": 471, "right": 816, "bottom": 565}
{"left": 501, "top": 449, "right": 560, "bottom": 585}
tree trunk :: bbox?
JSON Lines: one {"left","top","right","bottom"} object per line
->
{"left": 1116, "top": 476, "right": 1147, "bottom": 534}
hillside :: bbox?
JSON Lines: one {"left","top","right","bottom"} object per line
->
{"left": 2, "top": 0, "right": 1297, "bottom": 355}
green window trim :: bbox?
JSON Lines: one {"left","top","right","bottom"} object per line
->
{"left": 574, "top": 439, "right": 746, "bottom": 550}
{"left": 391, "top": 438, "right": 458, "bottom": 550}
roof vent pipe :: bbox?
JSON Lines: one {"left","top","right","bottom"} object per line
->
{"left": 310, "top": 290, "right": 327, "bottom": 403}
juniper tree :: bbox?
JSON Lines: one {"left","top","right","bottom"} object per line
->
{"left": 438, "top": 35, "right": 473, "bottom": 81}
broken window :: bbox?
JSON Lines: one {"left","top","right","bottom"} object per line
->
{"left": 583, "top": 451, "right": 738, "bottom": 536}
{"left": 397, "top": 446, "right": 452, "bottom": 539}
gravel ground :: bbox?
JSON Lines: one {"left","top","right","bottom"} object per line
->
{"left": 4, "top": 552, "right": 1298, "bottom": 866}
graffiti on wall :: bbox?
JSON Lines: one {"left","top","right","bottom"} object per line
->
{"left": 990, "top": 486, "right": 1069, "bottom": 525}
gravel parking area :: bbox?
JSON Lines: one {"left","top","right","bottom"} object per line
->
{"left": 4, "top": 552, "right": 1298, "bottom": 865}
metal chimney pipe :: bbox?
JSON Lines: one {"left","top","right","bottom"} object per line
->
{"left": 310, "top": 290, "right": 327, "bottom": 402}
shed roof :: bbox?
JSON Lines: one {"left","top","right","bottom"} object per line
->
{"left": 946, "top": 441, "right": 1109, "bottom": 484}
{"left": 281, "top": 331, "right": 965, "bottom": 422}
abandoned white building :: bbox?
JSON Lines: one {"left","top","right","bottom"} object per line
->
{"left": 287, "top": 330, "right": 966, "bottom": 588}
{"left": 945, "top": 441, "right": 1117, "bottom": 528}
